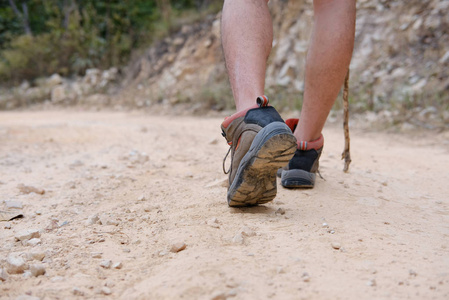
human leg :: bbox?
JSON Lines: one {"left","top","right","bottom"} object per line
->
{"left": 220, "top": 0, "right": 296, "bottom": 206}
{"left": 294, "top": 0, "right": 356, "bottom": 142}
{"left": 221, "top": 0, "right": 272, "bottom": 112}
{"left": 281, "top": 0, "right": 356, "bottom": 188}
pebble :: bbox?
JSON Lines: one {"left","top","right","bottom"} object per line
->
{"left": 35, "top": 211, "right": 42, "bottom": 215}
{"left": 91, "top": 252, "right": 103, "bottom": 258}
{"left": 302, "top": 272, "right": 311, "bottom": 282}
{"left": 6, "top": 255, "right": 27, "bottom": 274}
{"left": 17, "top": 184, "right": 45, "bottom": 195}
{"left": 366, "top": 279, "right": 377, "bottom": 287}
{"left": 137, "top": 195, "right": 145, "bottom": 201}
{"left": 331, "top": 242, "right": 341, "bottom": 250}
{"left": 99, "top": 214, "right": 119, "bottom": 226}
{"left": 26, "top": 252, "right": 46, "bottom": 261}
{"left": 240, "top": 226, "right": 255, "bottom": 237}
{"left": 72, "top": 287, "right": 85, "bottom": 296}
{"left": 0, "top": 268, "right": 8, "bottom": 281}
{"left": 206, "top": 217, "right": 220, "bottom": 228}
{"left": 322, "top": 223, "right": 329, "bottom": 228}
{"left": 211, "top": 291, "right": 226, "bottom": 300}
{"left": 170, "top": 242, "right": 187, "bottom": 253}
{"left": 232, "top": 233, "right": 244, "bottom": 244}
{"left": 86, "top": 214, "right": 100, "bottom": 225}
{"left": 409, "top": 269, "right": 417, "bottom": 277}
{"left": 275, "top": 208, "right": 286, "bottom": 215}
{"left": 25, "top": 238, "right": 42, "bottom": 247}
{"left": 5, "top": 200, "right": 23, "bottom": 209}
{"left": 277, "top": 267, "right": 285, "bottom": 274}
{"left": 30, "top": 264, "right": 46, "bottom": 277}
{"left": 4, "top": 222, "right": 11, "bottom": 229}
{"left": 101, "top": 287, "right": 112, "bottom": 295}
{"left": 112, "top": 262, "right": 123, "bottom": 269}
{"left": 100, "top": 260, "right": 112, "bottom": 269}
{"left": 15, "top": 229, "right": 41, "bottom": 242}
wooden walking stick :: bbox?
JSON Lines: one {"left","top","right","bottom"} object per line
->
{"left": 341, "top": 69, "right": 351, "bottom": 172}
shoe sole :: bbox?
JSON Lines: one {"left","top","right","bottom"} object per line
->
{"left": 281, "top": 169, "right": 316, "bottom": 188}
{"left": 227, "top": 122, "right": 297, "bottom": 207}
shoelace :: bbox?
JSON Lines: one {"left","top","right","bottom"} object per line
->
{"left": 222, "top": 146, "right": 231, "bottom": 174}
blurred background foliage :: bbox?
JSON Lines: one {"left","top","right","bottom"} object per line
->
{"left": 0, "top": 0, "right": 221, "bottom": 84}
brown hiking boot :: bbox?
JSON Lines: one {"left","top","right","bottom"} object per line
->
{"left": 221, "top": 96, "right": 297, "bottom": 207}
{"left": 277, "top": 118, "right": 324, "bottom": 188}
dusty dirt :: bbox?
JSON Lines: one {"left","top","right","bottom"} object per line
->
{"left": 0, "top": 111, "right": 448, "bottom": 300}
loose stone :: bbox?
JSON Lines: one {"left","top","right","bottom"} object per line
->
{"left": 170, "top": 242, "right": 187, "bottom": 253}
{"left": 0, "top": 268, "right": 8, "bottom": 281}
{"left": 30, "top": 264, "right": 46, "bottom": 277}
{"left": 6, "top": 255, "right": 27, "bottom": 274}
{"left": 275, "top": 208, "right": 286, "bottom": 215}
{"left": 331, "top": 242, "right": 341, "bottom": 250}
{"left": 100, "top": 260, "right": 112, "bottom": 269}
{"left": 15, "top": 229, "right": 41, "bottom": 242}
{"left": 112, "top": 262, "right": 123, "bottom": 269}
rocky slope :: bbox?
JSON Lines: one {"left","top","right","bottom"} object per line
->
{"left": 2, "top": 0, "right": 448, "bottom": 128}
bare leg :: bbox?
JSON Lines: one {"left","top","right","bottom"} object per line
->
{"left": 295, "top": 0, "right": 356, "bottom": 142}
{"left": 221, "top": 0, "right": 272, "bottom": 112}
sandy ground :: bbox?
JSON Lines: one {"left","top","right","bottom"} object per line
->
{"left": 0, "top": 111, "right": 448, "bottom": 300}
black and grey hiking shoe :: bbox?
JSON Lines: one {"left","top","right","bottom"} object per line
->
{"left": 221, "top": 96, "right": 297, "bottom": 207}
{"left": 277, "top": 118, "right": 324, "bottom": 188}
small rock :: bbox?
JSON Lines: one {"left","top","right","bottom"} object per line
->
{"left": 277, "top": 267, "right": 285, "bottom": 274}
{"left": 322, "top": 223, "right": 329, "bottom": 228}
{"left": 5, "top": 200, "right": 23, "bottom": 209}
{"left": 35, "top": 211, "right": 42, "bottom": 215}
{"left": 0, "top": 268, "right": 8, "bottom": 281}
{"left": 101, "top": 287, "right": 112, "bottom": 295}
{"left": 30, "top": 264, "right": 46, "bottom": 277}
{"left": 170, "top": 242, "right": 187, "bottom": 253}
{"left": 4, "top": 222, "right": 11, "bottom": 229}
{"left": 409, "top": 269, "right": 417, "bottom": 277}
{"left": 240, "top": 226, "right": 255, "bottom": 237}
{"left": 366, "top": 279, "right": 377, "bottom": 287}
{"left": 15, "top": 229, "right": 41, "bottom": 242}
{"left": 209, "top": 138, "right": 218, "bottom": 145}
{"left": 100, "top": 260, "right": 112, "bottom": 269}
{"left": 137, "top": 195, "right": 145, "bottom": 201}
{"left": 207, "top": 218, "right": 220, "bottom": 228}
{"left": 275, "top": 208, "right": 286, "bottom": 215}
{"left": 6, "top": 254, "right": 27, "bottom": 274}
{"left": 331, "top": 242, "right": 341, "bottom": 250}
{"left": 302, "top": 272, "right": 310, "bottom": 282}
{"left": 73, "top": 287, "right": 85, "bottom": 296}
{"left": 91, "top": 252, "right": 102, "bottom": 258}
{"left": 232, "top": 233, "right": 244, "bottom": 244}
{"left": 17, "top": 184, "right": 45, "bottom": 195}
{"left": 99, "top": 214, "right": 119, "bottom": 226}
{"left": 69, "top": 160, "right": 84, "bottom": 167}
{"left": 86, "top": 214, "right": 100, "bottom": 225}
{"left": 112, "top": 262, "right": 123, "bottom": 269}
{"left": 26, "top": 252, "right": 45, "bottom": 261}
{"left": 158, "top": 250, "right": 169, "bottom": 256}
{"left": 211, "top": 291, "right": 226, "bottom": 300}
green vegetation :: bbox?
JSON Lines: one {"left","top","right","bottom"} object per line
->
{"left": 0, "top": 0, "right": 221, "bottom": 84}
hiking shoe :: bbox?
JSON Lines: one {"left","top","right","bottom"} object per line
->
{"left": 277, "top": 118, "right": 324, "bottom": 188}
{"left": 221, "top": 96, "right": 297, "bottom": 207}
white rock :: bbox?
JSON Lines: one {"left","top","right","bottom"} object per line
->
{"left": 91, "top": 252, "right": 102, "bottom": 258}
{"left": 6, "top": 255, "right": 27, "bottom": 274}
{"left": 47, "top": 73, "right": 63, "bottom": 87}
{"left": 26, "top": 252, "right": 45, "bottom": 261}
{"left": 25, "top": 238, "right": 42, "bottom": 247}
{"left": 232, "top": 233, "right": 244, "bottom": 244}
{"left": 15, "top": 229, "right": 41, "bottom": 242}
{"left": 240, "top": 226, "right": 255, "bottom": 237}
{"left": 112, "top": 262, "right": 123, "bottom": 269}
{"left": 51, "top": 86, "right": 66, "bottom": 102}
{"left": 206, "top": 217, "right": 220, "bottom": 228}
{"left": 100, "top": 260, "right": 112, "bottom": 269}
{"left": 86, "top": 214, "right": 100, "bottom": 225}
{"left": 73, "top": 287, "right": 85, "bottom": 296}
{"left": 101, "top": 287, "right": 112, "bottom": 295}
{"left": 0, "top": 268, "right": 8, "bottom": 281}
{"left": 30, "top": 264, "right": 46, "bottom": 277}
{"left": 5, "top": 200, "right": 23, "bottom": 209}
{"left": 170, "top": 242, "right": 187, "bottom": 253}
{"left": 331, "top": 242, "right": 341, "bottom": 250}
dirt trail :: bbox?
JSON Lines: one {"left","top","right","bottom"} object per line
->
{"left": 0, "top": 111, "right": 448, "bottom": 300}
